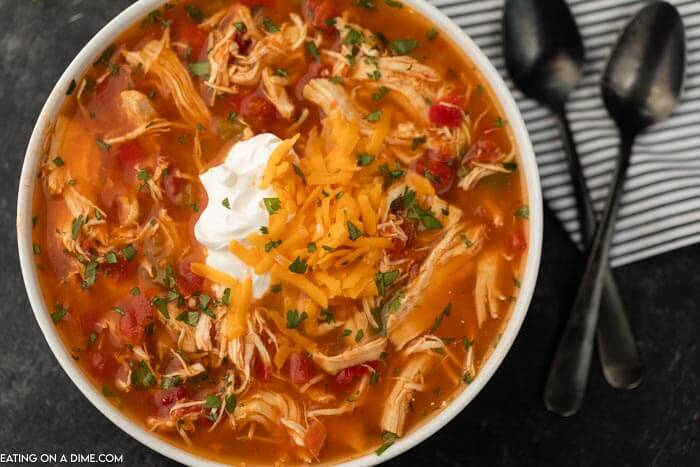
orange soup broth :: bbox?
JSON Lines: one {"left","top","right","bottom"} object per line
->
{"left": 31, "top": 0, "right": 528, "bottom": 464}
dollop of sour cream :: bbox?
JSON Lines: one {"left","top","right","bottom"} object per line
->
{"left": 194, "top": 133, "right": 282, "bottom": 298}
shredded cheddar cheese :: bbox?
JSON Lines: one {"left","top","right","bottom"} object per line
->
{"left": 193, "top": 112, "right": 408, "bottom": 334}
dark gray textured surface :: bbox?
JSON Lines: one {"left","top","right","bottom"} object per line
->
{"left": 0, "top": 1, "right": 698, "bottom": 466}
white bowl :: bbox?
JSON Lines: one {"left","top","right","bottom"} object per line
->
{"left": 16, "top": 1, "right": 542, "bottom": 465}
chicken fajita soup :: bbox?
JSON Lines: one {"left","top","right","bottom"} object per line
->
{"left": 31, "top": 0, "right": 529, "bottom": 463}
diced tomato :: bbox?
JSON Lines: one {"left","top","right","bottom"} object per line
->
{"left": 236, "top": 93, "right": 277, "bottom": 130}
{"left": 175, "top": 21, "right": 207, "bottom": 58}
{"left": 255, "top": 357, "right": 272, "bottom": 382}
{"left": 415, "top": 157, "right": 456, "bottom": 195}
{"left": 385, "top": 216, "right": 417, "bottom": 260}
{"left": 101, "top": 255, "right": 132, "bottom": 280}
{"left": 511, "top": 229, "right": 528, "bottom": 254}
{"left": 302, "top": 0, "right": 338, "bottom": 32}
{"left": 117, "top": 295, "right": 154, "bottom": 344}
{"left": 464, "top": 139, "right": 502, "bottom": 164}
{"left": 304, "top": 419, "right": 328, "bottom": 458}
{"left": 295, "top": 61, "right": 324, "bottom": 101}
{"left": 334, "top": 361, "right": 380, "bottom": 389}
{"left": 428, "top": 102, "right": 463, "bottom": 127}
{"left": 177, "top": 259, "right": 203, "bottom": 296}
{"left": 154, "top": 387, "right": 188, "bottom": 417}
{"left": 288, "top": 352, "right": 313, "bottom": 385}
{"left": 440, "top": 88, "right": 467, "bottom": 108}
{"left": 115, "top": 140, "right": 146, "bottom": 169}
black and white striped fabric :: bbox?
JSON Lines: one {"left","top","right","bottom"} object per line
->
{"left": 432, "top": 0, "right": 700, "bottom": 267}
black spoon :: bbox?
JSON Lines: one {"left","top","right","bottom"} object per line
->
{"left": 503, "top": 0, "right": 642, "bottom": 392}
{"left": 544, "top": 1, "right": 686, "bottom": 416}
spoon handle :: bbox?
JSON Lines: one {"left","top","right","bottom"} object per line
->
{"left": 544, "top": 133, "right": 635, "bottom": 416}
{"left": 554, "top": 110, "right": 642, "bottom": 390}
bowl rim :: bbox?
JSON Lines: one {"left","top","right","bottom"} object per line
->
{"left": 16, "top": 0, "right": 542, "bottom": 465}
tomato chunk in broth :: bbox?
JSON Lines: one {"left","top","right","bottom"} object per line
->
{"left": 31, "top": 0, "right": 528, "bottom": 464}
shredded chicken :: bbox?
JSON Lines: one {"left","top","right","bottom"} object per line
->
{"left": 387, "top": 223, "right": 486, "bottom": 350}
{"left": 474, "top": 253, "right": 504, "bottom": 327}
{"left": 119, "top": 90, "right": 158, "bottom": 128}
{"left": 123, "top": 30, "right": 210, "bottom": 126}
{"left": 380, "top": 353, "right": 435, "bottom": 436}
{"left": 311, "top": 337, "right": 387, "bottom": 374}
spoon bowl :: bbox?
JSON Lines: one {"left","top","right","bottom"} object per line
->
{"left": 603, "top": 1, "right": 686, "bottom": 132}
{"left": 503, "top": 0, "right": 584, "bottom": 108}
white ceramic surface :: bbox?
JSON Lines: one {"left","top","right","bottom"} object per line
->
{"left": 16, "top": 1, "right": 543, "bottom": 465}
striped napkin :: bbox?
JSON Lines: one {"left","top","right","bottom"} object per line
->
{"left": 432, "top": 0, "right": 700, "bottom": 267}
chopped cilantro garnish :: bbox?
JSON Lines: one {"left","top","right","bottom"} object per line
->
{"left": 390, "top": 39, "right": 419, "bottom": 55}
{"left": 264, "top": 239, "right": 282, "bottom": 252}
{"left": 306, "top": 41, "right": 320, "bottom": 61}
{"left": 515, "top": 206, "right": 529, "bottom": 220}
{"left": 460, "top": 233, "right": 474, "bottom": 247}
{"left": 188, "top": 61, "right": 210, "bottom": 77}
{"left": 93, "top": 44, "right": 115, "bottom": 68}
{"left": 176, "top": 310, "right": 199, "bottom": 327}
{"left": 344, "top": 27, "right": 365, "bottom": 46}
{"left": 376, "top": 431, "right": 398, "bottom": 456}
{"left": 411, "top": 136, "right": 426, "bottom": 150}
{"left": 427, "top": 28, "right": 438, "bottom": 41}
{"left": 263, "top": 197, "right": 281, "bottom": 214}
{"left": 161, "top": 375, "right": 182, "bottom": 389}
{"left": 225, "top": 395, "right": 237, "bottom": 413}
{"left": 307, "top": 242, "right": 317, "bottom": 253}
{"left": 262, "top": 17, "right": 279, "bottom": 33}
{"left": 379, "top": 162, "right": 406, "bottom": 181}
{"left": 51, "top": 303, "right": 68, "bottom": 323}
{"left": 375, "top": 270, "right": 399, "bottom": 296}
{"left": 357, "top": 153, "right": 376, "bottom": 167}
{"left": 286, "top": 310, "right": 308, "bottom": 329}
{"left": 71, "top": 215, "right": 83, "bottom": 240}
{"left": 122, "top": 245, "right": 137, "bottom": 261}
{"left": 503, "top": 162, "right": 518, "bottom": 172}
{"left": 83, "top": 261, "right": 98, "bottom": 288}
{"left": 371, "top": 86, "right": 389, "bottom": 101}
{"left": 53, "top": 156, "right": 64, "bottom": 167}
{"left": 87, "top": 332, "right": 97, "bottom": 347}
{"left": 293, "top": 164, "right": 307, "bottom": 185}
{"left": 288, "top": 257, "right": 308, "bottom": 274}
{"left": 96, "top": 139, "right": 111, "bottom": 151}
{"left": 131, "top": 361, "right": 156, "bottom": 388}
{"left": 365, "top": 110, "right": 382, "bottom": 122}
{"left": 430, "top": 303, "right": 452, "bottom": 333}
{"left": 346, "top": 221, "right": 364, "bottom": 241}
{"left": 66, "top": 79, "right": 77, "bottom": 96}
{"left": 221, "top": 197, "right": 231, "bottom": 209}
{"left": 185, "top": 5, "right": 204, "bottom": 23}
{"left": 204, "top": 395, "right": 221, "bottom": 409}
